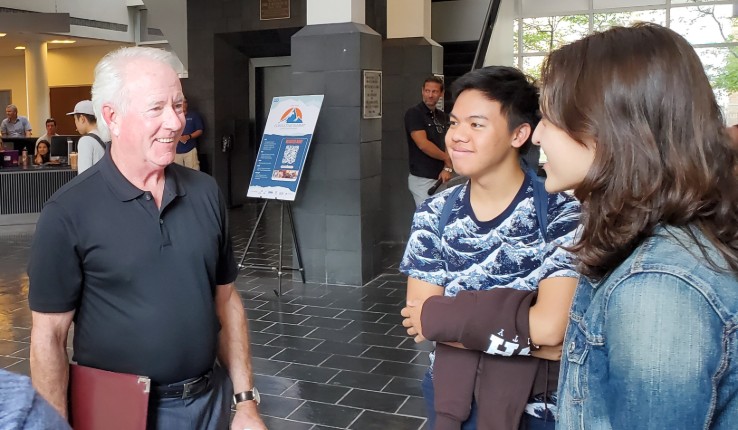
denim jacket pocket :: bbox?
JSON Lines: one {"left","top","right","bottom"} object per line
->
{"left": 564, "top": 317, "right": 591, "bottom": 403}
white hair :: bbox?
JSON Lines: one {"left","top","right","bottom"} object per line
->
{"left": 91, "top": 47, "right": 180, "bottom": 140}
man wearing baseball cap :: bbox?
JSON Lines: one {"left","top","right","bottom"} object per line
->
{"left": 67, "top": 100, "right": 105, "bottom": 173}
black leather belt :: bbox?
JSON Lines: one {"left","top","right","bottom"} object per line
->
{"left": 152, "top": 369, "right": 213, "bottom": 399}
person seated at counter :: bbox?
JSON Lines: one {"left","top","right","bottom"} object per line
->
{"left": 34, "top": 140, "right": 51, "bottom": 165}
{"left": 36, "top": 118, "right": 58, "bottom": 146}
{"left": 1, "top": 104, "right": 32, "bottom": 137}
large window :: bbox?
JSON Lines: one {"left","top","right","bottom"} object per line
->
{"left": 515, "top": 0, "right": 738, "bottom": 123}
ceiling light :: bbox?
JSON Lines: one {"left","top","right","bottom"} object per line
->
{"left": 49, "top": 40, "right": 76, "bottom": 44}
{"left": 0, "top": 34, "right": 6, "bottom": 37}
{"left": 15, "top": 46, "right": 25, "bottom": 50}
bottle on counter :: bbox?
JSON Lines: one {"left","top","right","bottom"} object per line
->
{"left": 67, "top": 138, "right": 74, "bottom": 161}
{"left": 21, "top": 148, "right": 29, "bottom": 167}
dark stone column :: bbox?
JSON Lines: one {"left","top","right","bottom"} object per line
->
{"left": 381, "top": 37, "right": 443, "bottom": 243}
{"left": 290, "top": 23, "right": 383, "bottom": 285}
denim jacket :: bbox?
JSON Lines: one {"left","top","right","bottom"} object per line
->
{"left": 0, "top": 370, "right": 70, "bottom": 430}
{"left": 558, "top": 226, "right": 738, "bottom": 429}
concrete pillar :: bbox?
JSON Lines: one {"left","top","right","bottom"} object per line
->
{"left": 291, "top": 0, "right": 383, "bottom": 285}
{"left": 24, "top": 41, "right": 50, "bottom": 134}
{"left": 381, "top": 0, "right": 443, "bottom": 243}
{"left": 307, "top": 0, "right": 365, "bottom": 25}
{"left": 387, "top": 0, "right": 431, "bottom": 39}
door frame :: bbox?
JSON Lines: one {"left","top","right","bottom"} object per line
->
{"left": 248, "top": 56, "right": 291, "bottom": 166}
{"left": 248, "top": 56, "right": 291, "bottom": 126}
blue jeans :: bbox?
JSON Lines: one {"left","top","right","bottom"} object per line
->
{"left": 146, "top": 364, "right": 233, "bottom": 430}
{"left": 422, "top": 369, "right": 478, "bottom": 430}
{"left": 422, "top": 369, "right": 554, "bottom": 430}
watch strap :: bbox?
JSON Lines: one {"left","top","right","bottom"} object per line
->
{"left": 233, "top": 390, "right": 256, "bottom": 404}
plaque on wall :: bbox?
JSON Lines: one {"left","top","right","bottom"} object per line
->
{"left": 362, "top": 70, "right": 382, "bottom": 119}
{"left": 260, "top": 0, "right": 290, "bottom": 20}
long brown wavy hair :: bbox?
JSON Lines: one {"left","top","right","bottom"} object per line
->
{"left": 539, "top": 23, "right": 738, "bottom": 280}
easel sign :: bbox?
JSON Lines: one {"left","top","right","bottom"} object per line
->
{"left": 242, "top": 95, "right": 324, "bottom": 296}
{"left": 247, "top": 95, "right": 324, "bottom": 201}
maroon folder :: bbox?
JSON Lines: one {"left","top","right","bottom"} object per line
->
{"left": 68, "top": 364, "right": 150, "bottom": 430}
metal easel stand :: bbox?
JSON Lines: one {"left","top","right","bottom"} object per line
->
{"left": 237, "top": 199, "right": 306, "bottom": 297}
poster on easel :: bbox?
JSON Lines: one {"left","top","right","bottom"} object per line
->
{"left": 247, "top": 95, "right": 324, "bottom": 201}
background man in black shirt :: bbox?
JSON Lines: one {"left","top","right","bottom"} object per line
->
{"left": 28, "top": 47, "right": 265, "bottom": 430}
{"left": 404, "top": 76, "right": 453, "bottom": 206}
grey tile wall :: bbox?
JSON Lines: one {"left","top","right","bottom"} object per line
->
{"left": 291, "top": 23, "right": 383, "bottom": 286}
{"left": 326, "top": 214, "right": 362, "bottom": 251}
{"left": 360, "top": 140, "right": 381, "bottom": 178}
{"left": 380, "top": 37, "right": 444, "bottom": 244}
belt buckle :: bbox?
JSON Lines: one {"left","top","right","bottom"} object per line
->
{"left": 181, "top": 377, "right": 201, "bottom": 399}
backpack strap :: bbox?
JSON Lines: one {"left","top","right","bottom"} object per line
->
{"left": 437, "top": 184, "right": 464, "bottom": 235}
{"left": 85, "top": 133, "right": 107, "bottom": 152}
{"left": 529, "top": 170, "right": 549, "bottom": 242}
{"left": 438, "top": 176, "right": 548, "bottom": 241}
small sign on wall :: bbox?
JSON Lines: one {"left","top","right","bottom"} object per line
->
{"left": 362, "top": 70, "right": 382, "bottom": 119}
{"left": 260, "top": 0, "right": 290, "bottom": 20}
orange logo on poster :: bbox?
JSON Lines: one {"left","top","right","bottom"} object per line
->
{"left": 279, "top": 107, "right": 303, "bottom": 124}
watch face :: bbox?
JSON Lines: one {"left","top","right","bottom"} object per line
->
{"left": 253, "top": 387, "right": 261, "bottom": 405}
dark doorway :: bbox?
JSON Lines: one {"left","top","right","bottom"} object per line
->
{"left": 212, "top": 27, "right": 299, "bottom": 207}
{"left": 251, "top": 57, "right": 292, "bottom": 175}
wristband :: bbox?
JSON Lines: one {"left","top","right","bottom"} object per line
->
{"left": 233, "top": 388, "right": 260, "bottom": 405}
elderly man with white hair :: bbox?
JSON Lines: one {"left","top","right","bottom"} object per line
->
{"left": 1, "top": 104, "right": 32, "bottom": 137}
{"left": 27, "top": 47, "right": 265, "bottom": 430}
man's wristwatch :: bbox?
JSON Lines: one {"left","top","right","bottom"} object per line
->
{"left": 443, "top": 167, "right": 453, "bottom": 173}
{"left": 233, "top": 387, "right": 260, "bottom": 405}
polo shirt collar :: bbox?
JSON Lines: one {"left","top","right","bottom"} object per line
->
{"left": 99, "top": 151, "right": 187, "bottom": 202}
{"left": 418, "top": 102, "right": 435, "bottom": 115}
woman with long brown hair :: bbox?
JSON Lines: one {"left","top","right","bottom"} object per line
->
{"left": 533, "top": 23, "right": 738, "bottom": 429}
{"left": 34, "top": 140, "right": 51, "bottom": 165}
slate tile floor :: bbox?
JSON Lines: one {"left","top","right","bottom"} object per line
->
{"left": 0, "top": 203, "right": 431, "bottom": 429}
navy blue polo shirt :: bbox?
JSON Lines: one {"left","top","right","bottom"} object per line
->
{"left": 28, "top": 151, "right": 237, "bottom": 384}
{"left": 405, "top": 102, "right": 448, "bottom": 179}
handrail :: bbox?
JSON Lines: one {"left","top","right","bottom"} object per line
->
{"left": 472, "top": 0, "right": 502, "bottom": 70}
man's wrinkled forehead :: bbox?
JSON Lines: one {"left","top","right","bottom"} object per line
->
{"left": 121, "top": 60, "right": 183, "bottom": 101}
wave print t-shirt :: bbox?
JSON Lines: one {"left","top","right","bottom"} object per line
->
{"left": 401, "top": 175, "right": 580, "bottom": 295}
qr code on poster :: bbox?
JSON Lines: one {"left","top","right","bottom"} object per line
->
{"left": 282, "top": 145, "right": 299, "bottom": 165}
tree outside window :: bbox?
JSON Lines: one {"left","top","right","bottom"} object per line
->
{"left": 515, "top": 1, "right": 738, "bottom": 123}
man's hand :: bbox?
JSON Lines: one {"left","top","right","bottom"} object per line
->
{"left": 214, "top": 283, "right": 265, "bottom": 429}
{"left": 231, "top": 402, "right": 267, "bottom": 430}
{"left": 401, "top": 299, "right": 426, "bottom": 343}
{"left": 438, "top": 170, "right": 452, "bottom": 183}
{"left": 531, "top": 344, "right": 562, "bottom": 361}
{"left": 179, "top": 134, "right": 189, "bottom": 143}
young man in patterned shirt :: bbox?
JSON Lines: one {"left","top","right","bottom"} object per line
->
{"left": 400, "top": 66, "right": 580, "bottom": 429}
